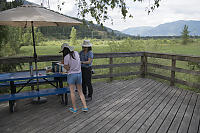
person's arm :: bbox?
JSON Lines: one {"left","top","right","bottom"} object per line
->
{"left": 81, "top": 58, "right": 92, "bottom": 64}
{"left": 64, "top": 64, "right": 70, "bottom": 71}
{"left": 81, "top": 52, "right": 93, "bottom": 64}
{"left": 63, "top": 55, "right": 70, "bottom": 71}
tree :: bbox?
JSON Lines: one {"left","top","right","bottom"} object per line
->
{"left": 181, "top": 25, "right": 190, "bottom": 45}
{"left": 69, "top": 27, "right": 77, "bottom": 45}
{"left": 42, "top": 0, "right": 161, "bottom": 25}
{"left": 0, "top": 0, "right": 24, "bottom": 73}
{"left": 0, "top": 0, "right": 23, "bottom": 49}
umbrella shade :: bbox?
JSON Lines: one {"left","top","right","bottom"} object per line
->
{"left": 0, "top": 5, "right": 82, "bottom": 27}
{"left": 0, "top": 4, "right": 82, "bottom": 94}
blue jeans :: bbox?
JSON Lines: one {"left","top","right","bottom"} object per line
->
{"left": 67, "top": 72, "right": 82, "bottom": 85}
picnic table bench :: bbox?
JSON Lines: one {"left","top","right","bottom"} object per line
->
{"left": 0, "top": 70, "right": 70, "bottom": 112}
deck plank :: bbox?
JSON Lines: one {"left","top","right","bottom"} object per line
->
{"left": 75, "top": 80, "right": 163, "bottom": 133}
{"left": 137, "top": 89, "right": 187, "bottom": 133}
{"left": 18, "top": 80, "right": 133, "bottom": 133}
{"left": 0, "top": 78, "right": 199, "bottom": 133}
{"left": 122, "top": 85, "right": 179, "bottom": 133}
{"left": 166, "top": 91, "right": 193, "bottom": 133}
{"left": 30, "top": 78, "right": 146, "bottom": 133}
{"left": 127, "top": 86, "right": 183, "bottom": 133}
{"left": 56, "top": 78, "right": 153, "bottom": 133}
{"left": 151, "top": 89, "right": 185, "bottom": 133}
{"left": 99, "top": 82, "right": 168, "bottom": 133}
{"left": 178, "top": 93, "right": 198, "bottom": 133}
{"left": 187, "top": 94, "right": 200, "bottom": 133}
{"left": 0, "top": 81, "right": 109, "bottom": 132}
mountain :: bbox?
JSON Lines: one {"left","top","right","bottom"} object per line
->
{"left": 122, "top": 26, "right": 153, "bottom": 36}
{"left": 121, "top": 20, "right": 200, "bottom": 36}
{"left": 23, "top": 0, "right": 40, "bottom": 6}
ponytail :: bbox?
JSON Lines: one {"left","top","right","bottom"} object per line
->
{"left": 69, "top": 51, "right": 76, "bottom": 60}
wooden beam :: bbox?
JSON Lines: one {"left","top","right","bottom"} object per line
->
{"left": 175, "top": 79, "right": 200, "bottom": 89}
{"left": 92, "top": 71, "right": 141, "bottom": 79}
{"left": 148, "top": 63, "right": 200, "bottom": 76}
{"left": 145, "top": 52, "right": 200, "bottom": 63}
{"left": 92, "top": 63, "right": 141, "bottom": 69}
{"left": 147, "top": 72, "right": 171, "bottom": 81}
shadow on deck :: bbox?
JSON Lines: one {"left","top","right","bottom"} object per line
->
{"left": 0, "top": 78, "right": 199, "bottom": 133}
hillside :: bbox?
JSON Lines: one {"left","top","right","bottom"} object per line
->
{"left": 121, "top": 20, "right": 200, "bottom": 36}
{"left": 122, "top": 26, "right": 153, "bottom": 36}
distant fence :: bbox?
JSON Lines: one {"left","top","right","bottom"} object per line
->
{"left": 0, "top": 52, "right": 200, "bottom": 90}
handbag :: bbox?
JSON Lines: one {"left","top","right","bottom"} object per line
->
{"left": 91, "top": 69, "right": 95, "bottom": 74}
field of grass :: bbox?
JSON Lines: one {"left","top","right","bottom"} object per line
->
{"left": 19, "top": 38, "right": 200, "bottom": 56}
{"left": 1, "top": 38, "right": 200, "bottom": 93}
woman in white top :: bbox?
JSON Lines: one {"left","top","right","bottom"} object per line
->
{"left": 60, "top": 43, "right": 88, "bottom": 113}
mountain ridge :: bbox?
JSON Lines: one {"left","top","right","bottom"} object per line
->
{"left": 121, "top": 20, "right": 200, "bottom": 36}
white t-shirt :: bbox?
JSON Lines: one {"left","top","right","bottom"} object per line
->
{"left": 64, "top": 51, "right": 81, "bottom": 74}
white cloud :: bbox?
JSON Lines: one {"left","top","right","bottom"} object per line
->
{"left": 26, "top": 0, "right": 200, "bottom": 31}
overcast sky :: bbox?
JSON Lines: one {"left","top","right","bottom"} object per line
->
{"left": 8, "top": 0, "right": 200, "bottom": 31}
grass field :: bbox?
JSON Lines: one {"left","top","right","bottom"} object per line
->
{"left": 19, "top": 38, "right": 200, "bottom": 56}
{"left": 1, "top": 38, "right": 200, "bottom": 93}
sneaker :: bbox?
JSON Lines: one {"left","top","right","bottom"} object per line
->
{"left": 84, "top": 95, "right": 88, "bottom": 99}
{"left": 86, "top": 97, "right": 92, "bottom": 101}
{"left": 69, "top": 108, "right": 77, "bottom": 113}
{"left": 82, "top": 108, "right": 88, "bottom": 112}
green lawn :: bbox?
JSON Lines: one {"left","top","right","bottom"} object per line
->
{"left": 9, "top": 38, "right": 200, "bottom": 93}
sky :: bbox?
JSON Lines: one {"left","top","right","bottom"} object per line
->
{"left": 7, "top": 0, "right": 200, "bottom": 31}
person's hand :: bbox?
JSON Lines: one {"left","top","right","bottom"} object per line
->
{"left": 61, "top": 60, "right": 64, "bottom": 64}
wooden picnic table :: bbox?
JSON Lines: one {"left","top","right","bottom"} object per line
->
{"left": 0, "top": 70, "right": 69, "bottom": 112}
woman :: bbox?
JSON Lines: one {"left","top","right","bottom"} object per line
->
{"left": 79, "top": 40, "right": 94, "bottom": 101}
{"left": 60, "top": 43, "right": 88, "bottom": 113}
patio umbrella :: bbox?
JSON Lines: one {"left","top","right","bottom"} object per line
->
{"left": 0, "top": 4, "right": 82, "bottom": 102}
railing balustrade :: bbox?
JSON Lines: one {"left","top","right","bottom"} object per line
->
{"left": 0, "top": 52, "right": 199, "bottom": 89}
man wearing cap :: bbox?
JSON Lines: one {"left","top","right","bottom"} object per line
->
{"left": 60, "top": 43, "right": 88, "bottom": 113}
{"left": 79, "top": 40, "right": 94, "bottom": 101}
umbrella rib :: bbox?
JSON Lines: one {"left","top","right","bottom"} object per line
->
{"left": 55, "top": 22, "right": 59, "bottom": 26}
{"left": 24, "top": 21, "right": 28, "bottom": 28}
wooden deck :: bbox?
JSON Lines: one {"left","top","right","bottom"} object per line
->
{"left": 0, "top": 78, "right": 199, "bottom": 133}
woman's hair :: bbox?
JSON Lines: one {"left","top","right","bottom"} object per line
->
{"left": 88, "top": 47, "right": 92, "bottom": 51}
{"left": 63, "top": 47, "right": 75, "bottom": 60}
{"left": 82, "top": 46, "right": 92, "bottom": 51}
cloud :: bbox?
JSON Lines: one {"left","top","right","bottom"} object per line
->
{"left": 109, "top": 0, "right": 200, "bottom": 31}
{"left": 26, "top": 0, "right": 200, "bottom": 31}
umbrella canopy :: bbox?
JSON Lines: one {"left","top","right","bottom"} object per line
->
{"left": 0, "top": 4, "right": 82, "bottom": 27}
{"left": 0, "top": 4, "right": 82, "bottom": 94}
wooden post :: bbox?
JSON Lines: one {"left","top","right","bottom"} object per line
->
{"left": 109, "top": 57, "right": 113, "bottom": 82}
{"left": 140, "top": 54, "right": 147, "bottom": 78}
{"left": 170, "top": 58, "right": 176, "bottom": 86}
{"left": 29, "top": 62, "right": 34, "bottom": 91}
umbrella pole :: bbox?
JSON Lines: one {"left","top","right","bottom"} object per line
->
{"left": 31, "top": 21, "right": 39, "bottom": 91}
{"left": 31, "top": 21, "right": 47, "bottom": 104}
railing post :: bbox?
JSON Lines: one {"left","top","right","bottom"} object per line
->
{"left": 29, "top": 62, "right": 34, "bottom": 91}
{"left": 109, "top": 57, "right": 113, "bottom": 82}
{"left": 170, "top": 58, "right": 176, "bottom": 86}
{"left": 141, "top": 53, "right": 147, "bottom": 78}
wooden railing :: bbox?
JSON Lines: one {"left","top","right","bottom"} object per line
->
{"left": 145, "top": 52, "right": 200, "bottom": 89}
{"left": 0, "top": 52, "right": 200, "bottom": 90}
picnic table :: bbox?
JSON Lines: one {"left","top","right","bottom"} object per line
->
{"left": 0, "top": 70, "right": 70, "bottom": 112}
